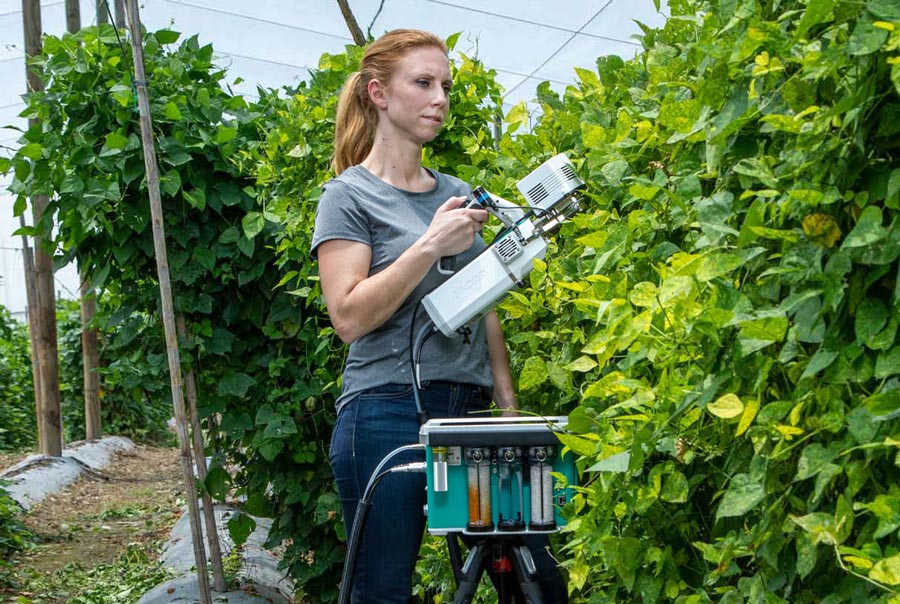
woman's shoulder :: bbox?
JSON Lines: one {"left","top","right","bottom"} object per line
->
{"left": 429, "top": 169, "right": 471, "bottom": 196}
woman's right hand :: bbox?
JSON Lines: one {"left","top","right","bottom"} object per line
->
{"left": 318, "top": 196, "right": 488, "bottom": 344}
{"left": 419, "top": 196, "right": 489, "bottom": 258}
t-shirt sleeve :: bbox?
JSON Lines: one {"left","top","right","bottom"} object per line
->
{"left": 310, "top": 180, "right": 371, "bottom": 259}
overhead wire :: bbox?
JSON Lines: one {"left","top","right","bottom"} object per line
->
{"left": 501, "top": 0, "right": 621, "bottom": 100}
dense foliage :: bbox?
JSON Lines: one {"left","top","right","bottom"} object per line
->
{"left": 0, "top": 480, "right": 32, "bottom": 587}
{"left": 4, "top": 0, "right": 899, "bottom": 601}
{"left": 0, "top": 306, "right": 36, "bottom": 450}
{"left": 494, "top": 0, "right": 900, "bottom": 601}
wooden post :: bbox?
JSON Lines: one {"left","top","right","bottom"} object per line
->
{"left": 113, "top": 0, "right": 125, "bottom": 28}
{"left": 22, "top": 0, "right": 63, "bottom": 458}
{"left": 335, "top": 0, "right": 366, "bottom": 45}
{"left": 80, "top": 273, "right": 102, "bottom": 440}
{"left": 177, "top": 315, "right": 227, "bottom": 592}
{"left": 65, "top": 0, "right": 80, "bottom": 32}
{"left": 124, "top": 2, "right": 211, "bottom": 600}
{"left": 96, "top": 0, "right": 108, "bottom": 25}
{"left": 68, "top": 0, "right": 101, "bottom": 444}
{"left": 19, "top": 215, "right": 43, "bottom": 451}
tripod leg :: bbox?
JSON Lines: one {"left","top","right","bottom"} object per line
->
{"left": 510, "top": 544, "right": 544, "bottom": 604}
{"left": 454, "top": 542, "right": 490, "bottom": 604}
{"left": 446, "top": 533, "right": 464, "bottom": 587}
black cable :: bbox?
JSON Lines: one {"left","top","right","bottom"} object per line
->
{"left": 412, "top": 320, "right": 440, "bottom": 425}
{"left": 337, "top": 444, "right": 425, "bottom": 604}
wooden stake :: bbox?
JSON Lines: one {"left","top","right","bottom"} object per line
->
{"left": 22, "top": 0, "right": 63, "bottom": 458}
{"left": 65, "top": 0, "right": 80, "bottom": 32}
{"left": 123, "top": 2, "right": 211, "bottom": 601}
{"left": 113, "top": 0, "right": 125, "bottom": 28}
{"left": 177, "top": 315, "right": 227, "bottom": 592}
{"left": 69, "top": 0, "right": 101, "bottom": 444}
{"left": 335, "top": 0, "right": 366, "bottom": 46}
{"left": 19, "top": 214, "right": 43, "bottom": 451}
{"left": 80, "top": 272, "right": 101, "bottom": 441}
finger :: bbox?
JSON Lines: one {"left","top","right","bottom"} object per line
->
{"left": 439, "top": 196, "right": 467, "bottom": 212}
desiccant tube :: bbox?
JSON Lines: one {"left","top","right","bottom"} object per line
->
{"left": 497, "top": 446, "right": 526, "bottom": 532}
{"left": 466, "top": 447, "right": 493, "bottom": 532}
{"left": 432, "top": 447, "right": 448, "bottom": 492}
{"left": 528, "top": 446, "right": 556, "bottom": 531}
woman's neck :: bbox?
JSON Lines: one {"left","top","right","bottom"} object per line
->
{"left": 361, "top": 139, "right": 433, "bottom": 193}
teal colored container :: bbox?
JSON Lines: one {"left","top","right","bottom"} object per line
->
{"left": 419, "top": 417, "right": 577, "bottom": 535}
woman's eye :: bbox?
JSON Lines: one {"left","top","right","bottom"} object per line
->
{"left": 417, "top": 79, "right": 430, "bottom": 87}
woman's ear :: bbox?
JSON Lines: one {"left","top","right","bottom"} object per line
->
{"left": 367, "top": 78, "right": 388, "bottom": 110}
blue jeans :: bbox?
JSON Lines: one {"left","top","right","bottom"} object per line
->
{"left": 330, "top": 382, "right": 567, "bottom": 604}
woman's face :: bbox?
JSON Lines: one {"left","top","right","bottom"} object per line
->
{"left": 376, "top": 46, "right": 452, "bottom": 144}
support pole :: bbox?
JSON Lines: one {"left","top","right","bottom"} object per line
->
{"left": 65, "top": 0, "right": 80, "bottom": 32}
{"left": 113, "top": 0, "right": 125, "bottom": 28}
{"left": 96, "top": 0, "right": 108, "bottom": 25}
{"left": 69, "top": 0, "right": 101, "bottom": 444}
{"left": 19, "top": 215, "right": 43, "bottom": 451}
{"left": 124, "top": 2, "right": 211, "bottom": 601}
{"left": 177, "top": 315, "right": 227, "bottom": 592}
{"left": 335, "top": 0, "right": 366, "bottom": 45}
{"left": 80, "top": 273, "right": 101, "bottom": 440}
{"left": 22, "top": 0, "right": 62, "bottom": 457}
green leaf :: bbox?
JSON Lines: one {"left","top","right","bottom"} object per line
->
{"left": 242, "top": 211, "right": 265, "bottom": 239}
{"left": 214, "top": 126, "right": 237, "bottom": 144}
{"left": 843, "top": 206, "right": 887, "bottom": 248}
{"left": 104, "top": 131, "right": 129, "bottom": 150}
{"left": 20, "top": 143, "right": 42, "bottom": 160}
{"left": 848, "top": 15, "right": 890, "bottom": 56}
{"left": 801, "top": 348, "right": 838, "bottom": 380}
{"left": 629, "top": 282, "right": 657, "bottom": 307}
{"left": 217, "top": 372, "right": 256, "bottom": 397}
{"left": 795, "top": 0, "right": 838, "bottom": 41}
{"left": 855, "top": 298, "right": 888, "bottom": 344}
{"left": 154, "top": 29, "right": 181, "bottom": 44}
{"left": 262, "top": 414, "right": 298, "bottom": 439}
{"left": 203, "top": 465, "right": 231, "bottom": 499}
{"left": 519, "top": 356, "right": 548, "bottom": 391}
{"left": 796, "top": 443, "right": 838, "bottom": 481}
{"left": 716, "top": 473, "right": 764, "bottom": 520}
{"left": 183, "top": 187, "right": 206, "bottom": 210}
{"left": 600, "top": 537, "right": 642, "bottom": 591}
{"left": 870, "top": 553, "right": 900, "bottom": 586}
{"left": 708, "top": 393, "right": 744, "bottom": 419}
{"left": 227, "top": 511, "right": 256, "bottom": 547}
{"left": 863, "top": 388, "right": 900, "bottom": 419}
{"left": 586, "top": 451, "right": 630, "bottom": 473}
{"left": 660, "top": 471, "right": 688, "bottom": 503}
{"left": 601, "top": 160, "right": 629, "bottom": 184}
{"left": 868, "top": 0, "right": 900, "bottom": 20}
{"left": 791, "top": 512, "right": 839, "bottom": 545}
{"left": 163, "top": 101, "right": 182, "bottom": 120}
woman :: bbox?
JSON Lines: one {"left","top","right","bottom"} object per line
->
{"left": 311, "top": 29, "right": 565, "bottom": 604}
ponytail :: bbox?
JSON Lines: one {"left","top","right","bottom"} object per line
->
{"left": 333, "top": 71, "right": 376, "bottom": 174}
{"left": 331, "top": 29, "right": 449, "bottom": 174}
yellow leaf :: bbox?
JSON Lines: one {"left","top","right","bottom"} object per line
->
{"left": 843, "top": 555, "right": 874, "bottom": 570}
{"left": 708, "top": 393, "right": 744, "bottom": 419}
{"left": 802, "top": 213, "right": 842, "bottom": 248}
{"left": 736, "top": 397, "right": 760, "bottom": 436}
{"left": 775, "top": 424, "right": 805, "bottom": 440}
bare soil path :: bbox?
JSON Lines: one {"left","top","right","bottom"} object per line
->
{"left": 0, "top": 445, "right": 184, "bottom": 603}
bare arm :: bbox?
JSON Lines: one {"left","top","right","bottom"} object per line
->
{"left": 486, "top": 310, "right": 519, "bottom": 414}
{"left": 317, "top": 196, "right": 487, "bottom": 344}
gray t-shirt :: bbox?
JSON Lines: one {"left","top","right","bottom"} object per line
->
{"left": 311, "top": 165, "right": 494, "bottom": 411}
